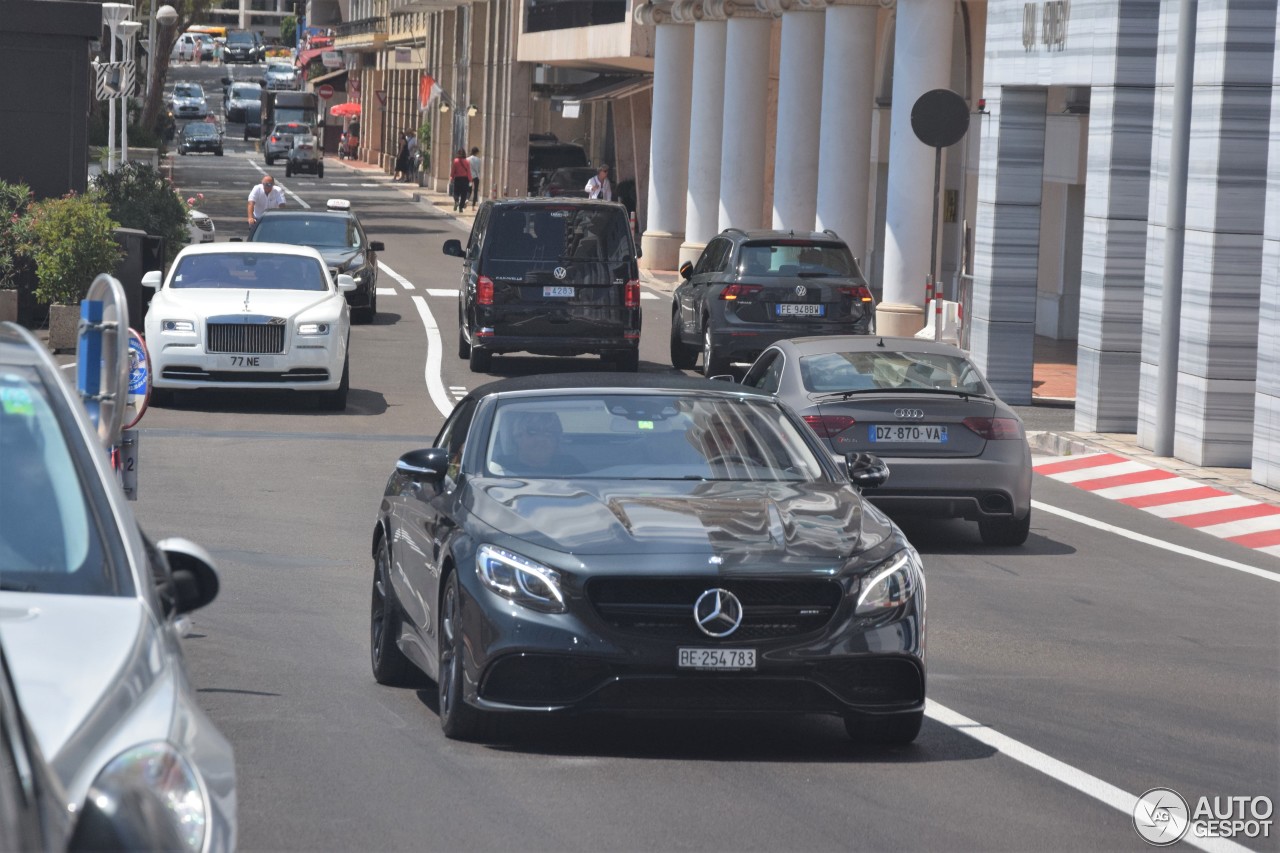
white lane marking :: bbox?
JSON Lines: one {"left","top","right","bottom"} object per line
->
{"left": 375, "top": 287, "right": 397, "bottom": 296}
{"left": 448, "top": 386, "right": 467, "bottom": 391}
{"left": 361, "top": 182, "right": 379, "bottom": 187}
{"left": 377, "top": 262, "right": 415, "bottom": 290}
{"left": 426, "top": 288, "right": 458, "bottom": 298}
{"left": 1145, "top": 495, "right": 1256, "bottom": 519}
{"left": 406, "top": 292, "right": 452, "bottom": 417}
{"left": 1033, "top": 499, "right": 1280, "bottom": 583}
{"left": 330, "top": 182, "right": 350, "bottom": 186}
{"left": 927, "top": 701, "right": 1251, "bottom": 853}
{"left": 641, "top": 292, "right": 659, "bottom": 300}
{"left": 246, "top": 161, "right": 309, "bottom": 208}
{"left": 1051, "top": 460, "right": 1151, "bottom": 484}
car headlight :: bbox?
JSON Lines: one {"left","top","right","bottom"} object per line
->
{"left": 162, "top": 320, "right": 195, "bottom": 334}
{"left": 88, "top": 742, "right": 207, "bottom": 853}
{"left": 855, "top": 548, "right": 923, "bottom": 614}
{"left": 476, "top": 544, "right": 566, "bottom": 612}
{"left": 297, "top": 322, "right": 331, "bottom": 335}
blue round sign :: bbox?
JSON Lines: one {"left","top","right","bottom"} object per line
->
{"left": 124, "top": 330, "right": 150, "bottom": 429}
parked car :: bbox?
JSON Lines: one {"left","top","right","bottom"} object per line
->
{"left": 263, "top": 61, "right": 299, "bottom": 90}
{"left": 248, "top": 200, "right": 383, "bottom": 323}
{"left": 743, "top": 335, "right": 1033, "bottom": 545}
{"left": 224, "top": 80, "right": 263, "bottom": 123}
{"left": 168, "top": 82, "right": 207, "bottom": 118}
{"left": 264, "top": 121, "right": 310, "bottom": 165}
{"left": 443, "top": 198, "right": 642, "bottom": 373}
{"left": 527, "top": 135, "right": 589, "bottom": 196}
{"left": 177, "top": 120, "right": 224, "bottom": 156}
{"left": 284, "top": 133, "right": 324, "bottom": 178}
{"left": 142, "top": 242, "right": 355, "bottom": 409}
{"left": 670, "top": 228, "right": 876, "bottom": 377}
{"left": 223, "top": 29, "right": 263, "bottom": 63}
{"left": 0, "top": 321, "right": 237, "bottom": 851}
{"left": 187, "top": 208, "right": 216, "bottom": 244}
{"left": 368, "top": 373, "right": 924, "bottom": 745}
{"left": 537, "top": 166, "right": 596, "bottom": 198}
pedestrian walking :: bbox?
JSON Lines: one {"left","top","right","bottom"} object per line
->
{"left": 394, "top": 132, "right": 410, "bottom": 182}
{"left": 246, "top": 174, "right": 286, "bottom": 228}
{"left": 406, "top": 131, "right": 420, "bottom": 184}
{"left": 467, "top": 147, "right": 481, "bottom": 208}
{"left": 193, "top": 37, "right": 203, "bottom": 66}
{"left": 585, "top": 164, "right": 612, "bottom": 200}
{"left": 450, "top": 149, "right": 472, "bottom": 211}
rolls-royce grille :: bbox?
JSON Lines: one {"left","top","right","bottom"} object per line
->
{"left": 587, "top": 577, "right": 844, "bottom": 642}
{"left": 207, "top": 323, "right": 285, "bottom": 354}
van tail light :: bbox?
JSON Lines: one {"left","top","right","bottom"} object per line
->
{"left": 803, "top": 415, "right": 857, "bottom": 438}
{"left": 720, "top": 284, "right": 764, "bottom": 301}
{"left": 477, "top": 276, "right": 495, "bottom": 305}
{"left": 270, "top": 136, "right": 279, "bottom": 143}
{"left": 624, "top": 279, "right": 640, "bottom": 308}
{"left": 962, "top": 417, "right": 1024, "bottom": 440}
{"left": 838, "top": 285, "right": 875, "bottom": 303}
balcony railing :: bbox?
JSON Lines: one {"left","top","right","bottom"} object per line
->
{"left": 335, "top": 16, "right": 387, "bottom": 38}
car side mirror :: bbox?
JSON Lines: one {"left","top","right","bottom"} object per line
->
{"left": 442, "top": 239, "right": 465, "bottom": 258}
{"left": 336, "top": 273, "right": 357, "bottom": 292}
{"left": 156, "top": 537, "right": 220, "bottom": 615}
{"left": 258, "top": 78, "right": 267, "bottom": 87}
{"left": 141, "top": 271, "right": 162, "bottom": 289}
{"left": 396, "top": 447, "right": 449, "bottom": 485}
{"left": 369, "top": 241, "right": 385, "bottom": 252}
{"left": 844, "top": 452, "right": 890, "bottom": 489}
{"left": 679, "top": 261, "right": 693, "bottom": 280}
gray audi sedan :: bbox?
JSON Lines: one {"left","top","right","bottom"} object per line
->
{"left": 742, "top": 336, "right": 1033, "bottom": 545}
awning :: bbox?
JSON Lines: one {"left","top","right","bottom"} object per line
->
{"left": 309, "top": 67, "right": 348, "bottom": 87}
{"left": 533, "top": 73, "right": 653, "bottom": 104}
{"left": 296, "top": 47, "right": 327, "bottom": 67}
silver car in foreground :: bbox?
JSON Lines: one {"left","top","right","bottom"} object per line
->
{"left": 0, "top": 320, "right": 236, "bottom": 851}
{"left": 742, "top": 335, "right": 1033, "bottom": 545}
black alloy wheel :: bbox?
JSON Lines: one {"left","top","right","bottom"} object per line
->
{"left": 370, "top": 539, "right": 414, "bottom": 685}
{"left": 438, "top": 571, "right": 494, "bottom": 740}
{"left": 318, "top": 353, "right": 349, "bottom": 411}
{"left": 670, "top": 309, "right": 697, "bottom": 370}
{"left": 845, "top": 710, "right": 923, "bottom": 746}
{"left": 457, "top": 312, "right": 471, "bottom": 358}
{"left": 468, "top": 346, "right": 492, "bottom": 373}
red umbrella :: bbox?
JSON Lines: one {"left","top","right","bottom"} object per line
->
{"left": 329, "top": 101, "right": 361, "bottom": 118}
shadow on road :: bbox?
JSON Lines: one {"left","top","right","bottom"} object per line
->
{"left": 156, "top": 387, "right": 389, "bottom": 416}
{"left": 891, "top": 515, "right": 1077, "bottom": 558}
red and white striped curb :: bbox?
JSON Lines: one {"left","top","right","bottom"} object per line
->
{"left": 1034, "top": 452, "right": 1280, "bottom": 557}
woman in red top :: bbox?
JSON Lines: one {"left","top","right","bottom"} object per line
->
{"left": 450, "top": 149, "right": 472, "bottom": 212}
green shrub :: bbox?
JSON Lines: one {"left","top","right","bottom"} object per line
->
{"left": 22, "top": 194, "right": 122, "bottom": 305}
{"left": 93, "top": 163, "right": 190, "bottom": 266}
{"left": 0, "top": 181, "right": 33, "bottom": 290}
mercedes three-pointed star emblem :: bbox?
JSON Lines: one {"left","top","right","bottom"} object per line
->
{"left": 693, "top": 588, "right": 744, "bottom": 638}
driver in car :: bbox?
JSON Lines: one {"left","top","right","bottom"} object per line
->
{"left": 494, "top": 411, "right": 584, "bottom": 476}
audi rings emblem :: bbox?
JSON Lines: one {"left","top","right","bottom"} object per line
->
{"left": 553, "top": 266, "right": 568, "bottom": 280}
{"left": 693, "top": 588, "right": 744, "bottom": 638}
{"left": 894, "top": 408, "right": 925, "bottom": 419}
{"left": 795, "top": 284, "right": 807, "bottom": 297}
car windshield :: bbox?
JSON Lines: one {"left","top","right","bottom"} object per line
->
{"left": 228, "top": 31, "right": 253, "bottom": 44}
{"left": 184, "top": 123, "right": 218, "bottom": 137}
{"left": 800, "top": 350, "right": 991, "bottom": 395}
{"left": 486, "top": 208, "right": 631, "bottom": 262}
{"left": 0, "top": 369, "right": 118, "bottom": 596}
{"left": 252, "top": 217, "right": 355, "bottom": 248}
{"left": 169, "top": 253, "right": 330, "bottom": 291}
{"left": 484, "top": 394, "right": 827, "bottom": 482}
{"left": 173, "top": 85, "right": 203, "bottom": 98}
{"left": 231, "top": 85, "right": 261, "bottom": 100}
{"left": 737, "top": 242, "right": 858, "bottom": 278}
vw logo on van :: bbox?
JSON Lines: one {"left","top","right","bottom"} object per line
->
{"left": 553, "top": 266, "right": 567, "bottom": 280}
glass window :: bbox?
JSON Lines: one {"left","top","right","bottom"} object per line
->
{"left": 695, "top": 239, "right": 728, "bottom": 276}
{"left": 169, "top": 253, "right": 329, "bottom": 291}
{"left": 251, "top": 217, "right": 349, "bottom": 248}
{"left": 743, "top": 352, "right": 784, "bottom": 394}
{"left": 484, "top": 394, "right": 827, "bottom": 482}
{"left": 799, "top": 350, "right": 991, "bottom": 395}
{"left": 484, "top": 207, "right": 631, "bottom": 263}
{"left": 737, "top": 241, "right": 858, "bottom": 277}
{"left": 0, "top": 369, "right": 116, "bottom": 596}
{"left": 434, "top": 400, "right": 476, "bottom": 488}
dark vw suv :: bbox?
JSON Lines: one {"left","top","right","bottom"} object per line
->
{"left": 444, "top": 199, "right": 642, "bottom": 373}
{"left": 671, "top": 229, "right": 876, "bottom": 376}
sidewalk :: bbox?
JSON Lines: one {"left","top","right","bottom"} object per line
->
{"left": 327, "top": 156, "right": 1279, "bottom": 520}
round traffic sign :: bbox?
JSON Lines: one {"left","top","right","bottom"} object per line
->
{"left": 317, "top": 83, "right": 335, "bottom": 100}
{"left": 910, "top": 88, "right": 970, "bottom": 149}
{"left": 123, "top": 328, "right": 150, "bottom": 429}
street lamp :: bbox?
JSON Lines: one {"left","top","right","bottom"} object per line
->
{"left": 101, "top": 3, "right": 134, "bottom": 173}
{"left": 147, "top": 4, "right": 179, "bottom": 102}
{"left": 118, "top": 20, "right": 142, "bottom": 168}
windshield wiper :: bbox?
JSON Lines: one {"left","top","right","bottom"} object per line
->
{"left": 0, "top": 582, "right": 37, "bottom": 592}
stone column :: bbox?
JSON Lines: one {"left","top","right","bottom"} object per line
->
{"left": 768, "top": 0, "right": 824, "bottom": 230}
{"left": 815, "top": 1, "right": 878, "bottom": 259}
{"left": 680, "top": 12, "right": 728, "bottom": 267}
{"left": 638, "top": 1, "right": 695, "bottom": 271}
{"left": 1256, "top": 8, "right": 1280, "bottom": 486}
{"left": 716, "top": 0, "right": 773, "bottom": 231}
{"left": 878, "top": 0, "right": 953, "bottom": 336}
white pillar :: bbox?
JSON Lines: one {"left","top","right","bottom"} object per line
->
{"left": 639, "top": 2, "right": 695, "bottom": 270}
{"left": 680, "top": 17, "right": 728, "bottom": 267}
{"left": 717, "top": 11, "right": 772, "bottom": 231}
{"left": 878, "top": 0, "right": 953, "bottom": 336}
{"left": 815, "top": 2, "right": 877, "bottom": 259}
{"left": 771, "top": 6, "right": 824, "bottom": 230}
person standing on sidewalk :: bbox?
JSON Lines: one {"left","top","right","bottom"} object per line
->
{"left": 406, "top": 131, "right": 420, "bottom": 184}
{"left": 467, "top": 147, "right": 481, "bottom": 209}
{"left": 450, "top": 149, "right": 472, "bottom": 211}
{"left": 585, "top": 164, "right": 612, "bottom": 200}
{"left": 246, "top": 175, "right": 285, "bottom": 228}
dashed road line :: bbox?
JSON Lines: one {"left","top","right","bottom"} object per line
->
{"left": 375, "top": 287, "right": 397, "bottom": 296}
{"left": 377, "top": 262, "right": 414, "bottom": 290}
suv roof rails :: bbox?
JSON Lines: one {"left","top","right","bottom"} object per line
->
{"left": 722, "top": 227, "right": 748, "bottom": 237}
{"left": 822, "top": 228, "right": 840, "bottom": 238}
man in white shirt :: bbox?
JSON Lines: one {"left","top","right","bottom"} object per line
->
{"left": 467, "top": 147, "right": 481, "bottom": 208}
{"left": 585, "top": 164, "right": 612, "bottom": 200}
{"left": 246, "top": 175, "right": 286, "bottom": 226}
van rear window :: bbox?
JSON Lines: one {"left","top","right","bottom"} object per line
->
{"left": 487, "top": 208, "right": 632, "bottom": 263}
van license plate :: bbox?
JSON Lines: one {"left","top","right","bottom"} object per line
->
{"left": 543, "top": 286, "right": 575, "bottom": 297}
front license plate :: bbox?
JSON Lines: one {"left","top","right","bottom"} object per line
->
{"left": 870, "top": 424, "right": 948, "bottom": 443}
{"left": 220, "top": 355, "right": 279, "bottom": 370}
{"left": 776, "top": 303, "right": 824, "bottom": 317}
{"left": 677, "top": 648, "right": 756, "bottom": 671}
{"left": 543, "top": 286, "right": 575, "bottom": 298}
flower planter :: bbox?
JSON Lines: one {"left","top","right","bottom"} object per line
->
{"left": 0, "top": 290, "right": 16, "bottom": 324}
{"left": 47, "top": 303, "right": 81, "bottom": 353}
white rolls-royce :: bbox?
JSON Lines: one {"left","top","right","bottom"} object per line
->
{"left": 143, "top": 243, "right": 355, "bottom": 410}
